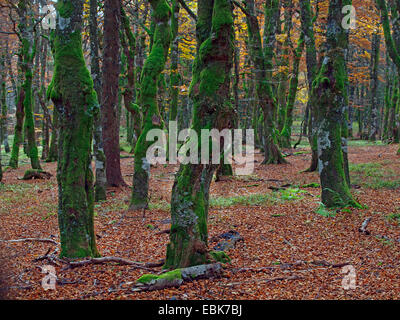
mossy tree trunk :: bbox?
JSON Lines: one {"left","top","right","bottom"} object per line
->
{"left": 90, "top": 0, "right": 107, "bottom": 202}
{"left": 18, "top": 1, "right": 41, "bottom": 171}
{"left": 9, "top": 58, "right": 25, "bottom": 169}
{"left": 0, "top": 54, "right": 4, "bottom": 181}
{"left": 129, "top": 0, "right": 172, "bottom": 210}
{"left": 314, "top": 0, "right": 360, "bottom": 208}
{"left": 376, "top": 0, "right": 400, "bottom": 152}
{"left": 121, "top": 6, "right": 141, "bottom": 151}
{"left": 39, "top": 30, "right": 50, "bottom": 161}
{"left": 368, "top": 33, "right": 381, "bottom": 141}
{"left": 46, "top": 108, "right": 59, "bottom": 162}
{"left": 49, "top": 0, "right": 99, "bottom": 258}
{"left": 299, "top": 0, "right": 318, "bottom": 172}
{"left": 164, "top": 0, "right": 235, "bottom": 269}
{"left": 276, "top": 0, "right": 292, "bottom": 139}
{"left": 280, "top": 32, "right": 304, "bottom": 149}
{"left": 244, "top": 0, "right": 286, "bottom": 165}
{"left": 169, "top": 0, "right": 180, "bottom": 126}
{"left": 1, "top": 54, "right": 9, "bottom": 157}
{"left": 101, "top": 0, "right": 126, "bottom": 187}
{"left": 382, "top": 53, "right": 393, "bottom": 141}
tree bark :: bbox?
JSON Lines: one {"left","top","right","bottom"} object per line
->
{"left": 244, "top": 0, "right": 286, "bottom": 165}
{"left": 368, "top": 33, "right": 381, "bottom": 141}
{"left": 18, "top": 1, "right": 41, "bottom": 171}
{"left": 299, "top": 0, "right": 318, "bottom": 172}
{"left": 164, "top": 0, "right": 235, "bottom": 269}
{"left": 48, "top": 0, "right": 99, "bottom": 258}
{"left": 90, "top": 0, "right": 107, "bottom": 201}
{"left": 129, "top": 0, "right": 172, "bottom": 210}
{"left": 101, "top": 0, "right": 126, "bottom": 187}
{"left": 314, "top": 0, "right": 360, "bottom": 208}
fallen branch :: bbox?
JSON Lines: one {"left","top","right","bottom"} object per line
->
{"left": 0, "top": 238, "right": 58, "bottom": 245}
{"left": 132, "top": 263, "right": 223, "bottom": 292}
{"left": 67, "top": 256, "right": 164, "bottom": 271}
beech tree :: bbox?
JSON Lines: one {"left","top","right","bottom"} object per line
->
{"left": 314, "top": 0, "right": 360, "bottom": 208}
{"left": 89, "top": 0, "right": 107, "bottom": 201}
{"left": 129, "top": 0, "right": 172, "bottom": 210}
{"left": 101, "top": 0, "right": 126, "bottom": 187}
{"left": 376, "top": 0, "right": 400, "bottom": 153}
{"left": 164, "top": 0, "right": 235, "bottom": 269}
{"left": 48, "top": 0, "right": 99, "bottom": 258}
{"left": 243, "top": 0, "right": 286, "bottom": 165}
{"left": 300, "top": 0, "right": 319, "bottom": 172}
{"left": 9, "top": 0, "right": 41, "bottom": 172}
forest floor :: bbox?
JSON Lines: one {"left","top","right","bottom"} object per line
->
{"left": 1, "top": 142, "right": 400, "bottom": 300}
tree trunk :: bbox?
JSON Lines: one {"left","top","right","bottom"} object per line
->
{"left": 368, "top": 33, "right": 380, "bottom": 141}
{"left": 299, "top": 0, "right": 318, "bottom": 172}
{"left": 90, "top": 0, "right": 107, "bottom": 202}
{"left": 314, "top": 0, "right": 360, "bottom": 208}
{"left": 280, "top": 33, "right": 304, "bottom": 148}
{"left": 169, "top": 0, "right": 180, "bottom": 125}
{"left": 164, "top": 0, "right": 235, "bottom": 269}
{"left": 129, "top": 0, "right": 172, "bottom": 210}
{"left": 244, "top": 0, "right": 286, "bottom": 165}
{"left": 46, "top": 108, "right": 58, "bottom": 162}
{"left": 48, "top": 0, "right": 99, "bottom": 258}
{"left": 18, "top": 1, "right": 41, "bottom": 171}
{"left": 9, "top": 76, "right": 25, "bottom": 169}
{"left": 101, "top": 0, "right": 126, "bottom": 187}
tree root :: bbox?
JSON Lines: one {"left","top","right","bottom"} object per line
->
{"left": 20, "top": 170, "right": 52, "bottom": 180}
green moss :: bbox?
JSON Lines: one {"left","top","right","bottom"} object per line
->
{"left": 130, "top": 0, "right": 172, "bottom": 210}
{"left": 301, "top": 183, "right": 320, "bottom": 188}
{"left": 209, "top": 251, "right": 231, "bottom": 264}
{"left": 56, "top": 1, "right": 74, "bottom": 18}
{"left": 137, "top": 269, "right": 182, "bottom": 284}
{"left": 137, "top": 274, "right": 159, "bottom": 284}
{"left": 212, "top": 0, "right": 234, "bottom": 31}
{"left": 50, "top": 2, "right": 99, "bottom": 258}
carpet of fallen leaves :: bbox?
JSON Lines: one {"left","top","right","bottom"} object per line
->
{"left": 1, "top": 143, "right": 400, "bottom": 300}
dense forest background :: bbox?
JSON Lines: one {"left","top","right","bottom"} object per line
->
{"left": 0, "top": 0, "right": 400, "bottom": 300}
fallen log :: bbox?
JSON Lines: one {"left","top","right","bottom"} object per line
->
{"left": 132, "top": 263, "right": 223, "bottom": 292}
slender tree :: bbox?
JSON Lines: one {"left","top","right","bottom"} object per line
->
{"left": 90, "top": 0, "right": 107, "bottom": 201}
{"left": 129, "top": 0, "right": 172, "bottom": 210}
{"left": 169, "top": 0, "right": 181, "bottom": 126}
{"left": 243, "top": 0, "right": 286, "bottom": 164}
{"left": 368, "top": 33, "right": 381, "bottom": 141}
{"left": 18, "top": 0, "right": 41, "bottom": 172}
{"left": 376, "top": 0, "right": 400, "bottom": 152}
{"left": 101, "top": 0, "right": 126, "bottom": 187}
{"left": 280, "top": 33, "right": 305, "bottom": 148}
{"left": 299, "top": 0, "right": 318, "bottom": 172}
